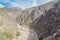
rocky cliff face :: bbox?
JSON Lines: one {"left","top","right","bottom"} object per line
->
{"left": 31, "top": 0, "right": 60, "bottom": 38}
{"left": 16, "top": 0, "right": 60, "bottom": 39}
{"left": 16, "top": 1, "right": 56, "bottom": 25}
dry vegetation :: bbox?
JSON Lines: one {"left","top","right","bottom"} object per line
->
{"left": 0, "top": 12, "right": 20, "bottom": 40}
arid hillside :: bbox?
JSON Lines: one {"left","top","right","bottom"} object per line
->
{"left": 0, "top": 7, "right": 22, "bottom": 40}
{"left": 0, "top": 0, "right": 60, "bottom": 40}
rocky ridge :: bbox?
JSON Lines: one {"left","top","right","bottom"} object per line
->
{"left": 16, "top": 0, "right": 60, "bottom": 40}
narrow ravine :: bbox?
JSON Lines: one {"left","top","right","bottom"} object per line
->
{"left": 16, "top": 24, "right": 38, "bottom": 40}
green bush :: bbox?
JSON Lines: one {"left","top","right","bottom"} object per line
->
{"left": 38, "top": 36, "right": 43, "bottom": 40}
{"left": 0, "top": 29, "right": 13, "bottom": 40}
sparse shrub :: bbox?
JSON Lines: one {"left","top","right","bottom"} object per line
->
{"left": 0, "top": 29, "right": 13, "bottom": 40}
{"left": 16, "top": 32, "right": 21, "bottom": 36}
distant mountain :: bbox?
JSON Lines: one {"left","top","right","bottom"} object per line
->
{"left": 10, "top": 7, "right": 23, "bottom": 11}
{"left": 0, "top": 4, "right": 5, "bottom": 8}
{"left": 0, "top": 7, "right": 22, "bottom": 22}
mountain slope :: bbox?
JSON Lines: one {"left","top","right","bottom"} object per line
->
{"left": 0, "top": 0, "right": 60, "bottom": 40}
{"left": 0, "top": 7, "right": 22, "bottom": 22}
{"left": 30, "top": 0, "right": 60, "bottom": 38}
{"left": 16, "top": 0, "right": 60, "bottom": 40}
{"left": 0, "top": 7, "right": 22, "bottom": 40}
{"left": 16, "top": 1, "right": 56, "bottom": 25}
